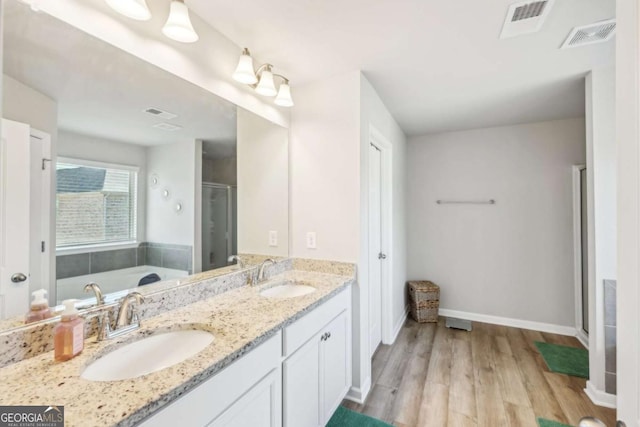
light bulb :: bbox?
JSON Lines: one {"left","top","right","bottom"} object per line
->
{"left": 232, "top": 49, "right": 258, "bottom": 84}
{"left": 162, "top": 0, "right": 199, "bottom": 43}
{"left": 275, "top": 81, "right": 294, "bottom": 107}
{"left": 105, "top": 0, "right": 151, "bottom": 21}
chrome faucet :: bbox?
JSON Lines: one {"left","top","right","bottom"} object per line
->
{"left": 84, "top": 282, "right": 105, "bottom": 305}
{"left": 258, "top": 259, "right": 276, "bottom": 283}
{"left": 96, "top": 291, "right": 144, "bottom": 341}
{"left": 115, "top": 292, "right": 144, "bottom": 328}
{"left": 228, "top": 255, "right": 245, "bottom": 269}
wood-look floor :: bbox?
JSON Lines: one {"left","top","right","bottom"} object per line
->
{"left": 343, "top": 319, "right": 616, "bottom": 427}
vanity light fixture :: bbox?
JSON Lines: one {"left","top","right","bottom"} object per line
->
{"left": 105, "top": 0, "right": 152, "bottom": 21}
{"left": 105, "top": 0, "right": 198, "bottom": 43}
{"left": 162, "top": 0, "right": 199, "bottom": 43}
{"left": 232, "top": 48, "right": 294, "bottom": 107}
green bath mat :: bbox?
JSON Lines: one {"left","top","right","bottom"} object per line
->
{"left": 537, "top": 418, "right": 572, "bottom": 427}
{"left": 534, "top": 341, "right": 589, "bottom": 379}
{"left": 326, "top": 406, "right": 393, "bottom": 427}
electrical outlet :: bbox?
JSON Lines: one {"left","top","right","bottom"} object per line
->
{"left": 269, "top": 231, "right": 278, "bottom": 247}
{"left": 306, "top": 232, "right": 317, "bottom": 249}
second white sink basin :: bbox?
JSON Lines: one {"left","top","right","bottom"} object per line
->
{"left": 81, "top": 330, "right": 214, "bottom": 382}
{"left": 260, "top": 283, "right": 316, "bottom": 299}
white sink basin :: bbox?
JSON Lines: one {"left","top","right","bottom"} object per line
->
{"left": 260, "top": 283, "right": 316, "bottom": 299}
{"left": 81, "top": 330, "right": 214, "bottom": 381}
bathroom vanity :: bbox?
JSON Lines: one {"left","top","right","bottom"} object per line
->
{"left": 140, "top": 286, "right": 351, "bottom": 427}
{"left": 0, "top": 262, "right": 355, "bottom": 427}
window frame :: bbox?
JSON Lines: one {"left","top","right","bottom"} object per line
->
{"left": 55, "top": 156, "right": 140, "bottom": 253}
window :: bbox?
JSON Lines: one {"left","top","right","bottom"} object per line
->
{"left": 56, "top": 158, "right": 138, "bottom": 249}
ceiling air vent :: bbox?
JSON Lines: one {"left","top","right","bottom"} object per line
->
{"left": 561, "top": 19, "right": 616, "bottom": 49}
{"left": 500, "top": 0, "right": 554, "bottom": 39}
{"left": 152, "top": 122, "right": 182, "bottom": 132}
{"left": 143, "top": 107, "right": 178, "bottom": 120}
{"left": 512, "top": 1, "right": 547, "bottom": 22}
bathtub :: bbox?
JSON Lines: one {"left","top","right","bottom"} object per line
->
{"left": 56, "top": 266, "right": 189, "bottom": 303}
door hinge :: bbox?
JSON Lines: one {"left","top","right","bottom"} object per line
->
{"left": 41, "top": 241, "right": 45, "bottom": 253}
{"left": 378, "top": 252, "right": 387, "bottom": 260}
{"left": 42, "top": 158, "right": 51, "bottom": 170}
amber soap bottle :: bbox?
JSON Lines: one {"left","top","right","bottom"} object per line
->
{"left": 54, "top": 299, "right": 84, "bottom": 361}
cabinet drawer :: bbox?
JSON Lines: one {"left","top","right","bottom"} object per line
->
{"left": 283, "top": 287, "right": 350, "bottom": 357}
{"left": 139, "top": 331, "right": 282, "bottom": 427}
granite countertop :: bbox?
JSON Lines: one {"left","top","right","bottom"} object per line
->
{"left": 0, "top": 269, "right": 354, "bottom": 427}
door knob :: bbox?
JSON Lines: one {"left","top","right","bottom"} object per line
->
{"left": 378, "top": 253, "right": 387, "bottom": 260}
{"left": 11, "top": 273, "right": 27, "bottom": 283}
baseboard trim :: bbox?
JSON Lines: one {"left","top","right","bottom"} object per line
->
{"left": 345, "top": 376, "right": 371, "bottom": 404}
{"left": 386, "top": 306, "right": 408, "bottom": 345}
{"left": 576, "top": 329, "right": 589, "bottom": 349}
{"left": 585, "top": 380, "right": 617, "bottom": 408}
{"left": 438, "top": 309, "right": 577, "bottom": 336}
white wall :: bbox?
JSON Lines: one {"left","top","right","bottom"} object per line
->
{"left": 146, "top": 140, "right": 197, "bottom": 247}
{"left": 290, "top": 71, "right": 361, "bottom": 262}
{"left": 615, "top": 0, "right": 639, "bottom": 420}
{"left": 37, "top": 0, "right": 289, "bottom": 129}
{"left": 3, "top": 75, "right": 57, "bottom": 138}
{"left": 57, "top": 130, "right": 148, "bottom": 245}
{"left": 237, "top": 108, "right": 289, "bottom": 257}
{"left": 407, "top": 119, "right": 586, "bottom": 328}
{"left": 290, "top": 71, "right": 407, "bottom": 402}
{"left": 585, "top": 67, "right": 617, "bottom": 403}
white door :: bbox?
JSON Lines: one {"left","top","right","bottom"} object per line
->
{"left": 368, "top": 143, "right": 383, "bottom": 357}
{"left": 0, "top": 119, "right": 32, "bottom": 319}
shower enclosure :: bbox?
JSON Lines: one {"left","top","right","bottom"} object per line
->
{"left": 201, "top": 182, "right": 237, "bottom": 272}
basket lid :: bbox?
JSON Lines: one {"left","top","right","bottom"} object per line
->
{"left": 408, "top": 281, "right": 439, "bottom": 291}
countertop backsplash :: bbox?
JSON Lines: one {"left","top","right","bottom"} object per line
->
{"left": 0, "top": 257, "right": 354, "bottom": 368}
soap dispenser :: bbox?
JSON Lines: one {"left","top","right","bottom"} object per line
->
{"left": 25, "top": 289, "right": 53, "bottom": 324}
{"left": 54, "top": 299, "right": 84, "bottom": 361}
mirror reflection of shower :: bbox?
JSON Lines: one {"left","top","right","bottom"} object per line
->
{"left": 201, "top": 141, "right": 237, "bottom": 272}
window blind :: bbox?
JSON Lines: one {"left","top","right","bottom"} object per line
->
{"left": 56, "top": 161, "right": 137, "bottom": 248}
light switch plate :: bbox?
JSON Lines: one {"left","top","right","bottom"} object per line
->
{"left": 269, "top": 231, "right": 278, "bottom": 247}
{"left": 306, "top": 232, "right": 317, "bottom": 249}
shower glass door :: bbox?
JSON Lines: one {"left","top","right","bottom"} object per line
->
{"left": 202, "top": 183, "right": 236, "bottom": 271}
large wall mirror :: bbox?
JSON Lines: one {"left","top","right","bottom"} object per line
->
{"left": 0, "top": 1, "right": 289, "bottom": 326}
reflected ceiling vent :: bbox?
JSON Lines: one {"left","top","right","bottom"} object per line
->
{"left": 143, "top": 107, "right": 178, "bottom": 120}
{"left": 152, "top": 122, "right": 182, "bottom": 132}
{"left": 561, "top": 19, "right": 616, "bottom": 49}
{"left": 500, "top": 0, "right": 554, "bottom": 39}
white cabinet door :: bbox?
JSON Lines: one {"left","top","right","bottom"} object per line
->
{"left": 209, "top": 369, "right": 281, "bottom": 427}
{"left": 283, "top": 332, "right": 321, "bottom": 427}
{"left": 320, "top": 311, "right": 351, "bottom": 424}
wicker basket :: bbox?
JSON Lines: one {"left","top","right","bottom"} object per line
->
{"left": 408, "top": 281, "right": 440, "bottom": 323}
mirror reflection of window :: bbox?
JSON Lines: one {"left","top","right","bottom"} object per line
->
{"left": 56, "top": 159, "right": 138, "bottom": 249}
